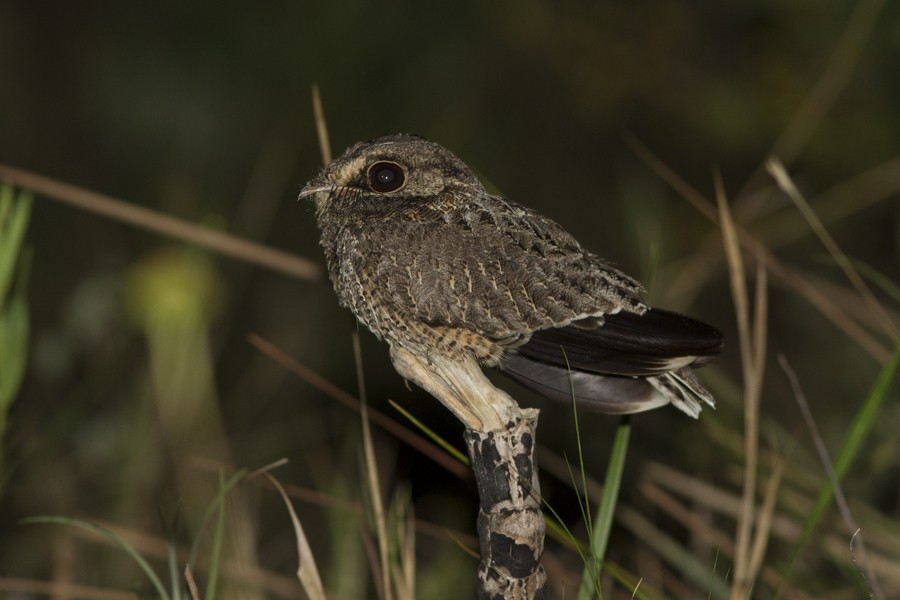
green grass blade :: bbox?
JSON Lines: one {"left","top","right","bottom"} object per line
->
{"left": 21, "top": 515, "right": 171, "bottom": 600}
{"left": 577, "top": 416, "right": 631, "bottom": 600}
{"left": 848, "top": 258, "right": 900, "bottom": 306}
{"left": 0, "top": 294, "right": 29, "bottom": 429}
{"left": 0, "top": 185, "right": 33, "bottom": 301}
{"left": 168, "top": 535, "right": 182, "bottom": 600}
{"left": 388, "top": 399, "right": 469, "bottom": 465}
{"left": 188, "top": 468, "right": 246, "bottom": 569}
{"left": 205, "top": 470, "right": 228, "bottom": 600}
{"left": 784, "top": 345, "right": 900, "bottom": 574}
{"left": 561, "top": 349, "right": 595, "bottom": 547}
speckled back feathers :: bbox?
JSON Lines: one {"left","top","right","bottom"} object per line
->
{"left": 301, "top": 134, "right": 721, "bottom": 417}
{"left": 306, "top": 134, "right": 646, "bottom": 361}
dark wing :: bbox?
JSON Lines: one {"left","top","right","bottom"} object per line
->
{"left": 500, "top": 309, "right": 723, "bottom": 417}
{"left": 513, "top": 308, "right": 722, "bottom": 376}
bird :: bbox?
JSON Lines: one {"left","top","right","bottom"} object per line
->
{"left": 299, "top": 134, "right": 722, "bottom": 428}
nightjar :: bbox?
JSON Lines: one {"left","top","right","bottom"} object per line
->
{"left": 300, "top": 134, "right": 722, "bottom": 423}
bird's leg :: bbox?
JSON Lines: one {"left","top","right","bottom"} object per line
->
{"left": 389, "top": 345, "right": 521, "bottom": 431}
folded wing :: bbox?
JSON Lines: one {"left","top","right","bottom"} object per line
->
{"left": 500, "top": 309, "right": 723, "bottom": 417}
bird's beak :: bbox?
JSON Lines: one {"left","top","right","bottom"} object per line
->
{"left": 297, "top": 182, "right": 334, "bottom": 201}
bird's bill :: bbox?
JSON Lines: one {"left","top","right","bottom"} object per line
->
{"left": 297, "top": 183, "right": 334, "bottom": 201}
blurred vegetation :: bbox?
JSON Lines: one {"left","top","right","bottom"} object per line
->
{"left": 0, "top": 184, "right": 32, "bottom": 488}
{"left": 0, "top": 1, "right": 898, "bottom": 598}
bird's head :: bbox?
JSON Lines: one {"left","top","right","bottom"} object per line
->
{"left": 299, "top": 134, "right": 483, "bottom": 216}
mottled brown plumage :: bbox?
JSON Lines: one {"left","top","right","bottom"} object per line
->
{"left": 300, "top": 134, "right": 722, "bottom": 424}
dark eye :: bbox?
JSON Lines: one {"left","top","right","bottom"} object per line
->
{"left": 367, "top": 161, "right": 406, "bottom": 193}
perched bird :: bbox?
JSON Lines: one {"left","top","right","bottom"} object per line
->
{"left": 300, "top": 135, "right": 722, "bottom": 427}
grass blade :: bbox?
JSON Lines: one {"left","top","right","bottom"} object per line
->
{"left": 0, "top": 184, "right": 32, "bottom": 301}
{"left": 783, "top": 344, "right": 900, "bottom": 579}
{"left": 21, "top": 516, "right": 171, "bottom": 600}
{"left": 265, "top": 473, "right": 327, "bottom": 600}
{"left": 188, "top": 468, "right": 247, "bottom": 571}
{"left": 204, "top": 470, "right": 228, "bottom": 600}
{"left": 767, "top": 157, "right": 898, "bottom": 342}
{"left": 577, "top": 416, "right": 632, "bottom": 600}
{"left": 388, "top": 399, "right": 469, "bottom": 465}
{"left": 355, "top": 332, "right": 393, "bottom": 600}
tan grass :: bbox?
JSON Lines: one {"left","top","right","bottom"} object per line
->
{"left": 185, "top": 564, "right": 201, "bottom": 600}
{"left": 312, "top": 83, "right": 333, "bottom": 166}
{"left": 265, "top": 473, "right": 327, "bottom": 600}
{"left": 246, "top": 332, "right": 469, "bottom": 478}
{"left": 0, "top": 164, "right": 322, "bottom": 281}
{"left": 778, "top": 354, "right": 884, "bottom": 598}
{"left": 0, "top": 577, "right": 139, "bottom": 600}
{"left": 626, "top": 139, "right": 893, "bottom": 364}
{"left": 716, "top": 173, "right": 769, "bottom": 599}
{"left": 767, "top": 157, "right": 898, "bottom": 343}
{"left": 355, "top": 332, "right": 394, "bottom": 600}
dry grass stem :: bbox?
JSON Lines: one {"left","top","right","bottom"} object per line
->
{"left": 71, "top": 519, "right": 301, "bottom": 598}
{"left": 643, "top": 462, "right": 799, "bottom": 540}
{"left": 185, "top": 564, "right": 201, "bottom": 600}
{"left": 312, "top": 83, "right": 333, "bottom": 166}
{"left": 716, "top": 173, "right": 766, "bottom": 599}
{"left": 623, "top": 134, "right": 717, "bottom": 222}
{"left": 247, "top": 332, "right": 469, "bottom": 478}
{"left": 639, "top": 480, "right": 734, "bottom": 554}
{"left": 264, "top": 473, "right": 327, "bottom": 600}
{"left": 391, "top": 492, "right": 417, "bottom": 600}
{"left": 628, "top": 141, "right": 892, "bottom": 364}
{"left": 51, "top": 535, "right": 75, "bottom": 600}
{"left": 778, "top": 354, "right": 884, "bottom": 599}
{"left": 0, "top": 164, "right": 322, "bottom": 281}
{"left": 747, "top": 456, "right": 784, "bottom": 587}
{"left": 766, "top": 0, "right": 886, "bottom": 167}
{"left": 760, "top": 155, "right": 900, "bottom": 251}
{"left": 733, "top": 0, "right": 886, "bottom": 202}
{"left": 355, "top": 332, "right": 393, "bottom": 600}
{"left": 0, "top": 577, "right": 139, "bottom": 600}
{"left": 767, "top": 157, "right": 898, "bottom": 342}
{"left": 767, "top": 260, "right": 890, "bottom": 362}
{"left": 850, "top": 529, "right": 875, "bottom": 599}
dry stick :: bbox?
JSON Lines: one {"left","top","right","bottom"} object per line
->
{"left": 385, "top": 356, "right": 547, "bottom": 598}
{"left": 0, "top": 164, "right": 322, "bottom": 281}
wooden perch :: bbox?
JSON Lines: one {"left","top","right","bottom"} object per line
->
{"left": 465, "top": 410, "right": 547, "bottom": 599}
{"left": 389, "top": 347, "right": 548, "bottom": 598}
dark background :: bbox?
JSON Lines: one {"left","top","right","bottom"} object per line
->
{"left": 1, "top": 2, "right": 898, "bottom": 598}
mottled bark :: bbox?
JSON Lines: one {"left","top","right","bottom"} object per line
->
{"left": 464, "top": 409, "right": 547, "bottom": 600}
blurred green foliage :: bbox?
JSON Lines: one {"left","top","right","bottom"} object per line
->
{"left": 0, "top": 184, "right": 31, "bottom": 474}
{"left": 0, "top": 1, "right": 898, "bottom": 598}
